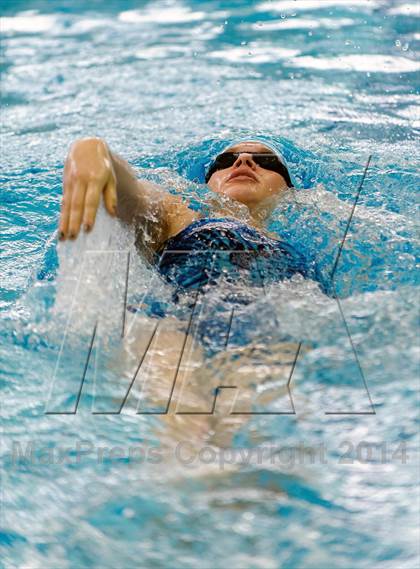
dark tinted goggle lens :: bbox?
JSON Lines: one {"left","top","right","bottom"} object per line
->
{"left": 205, "top": 152, "right": 292, "bottom": 187}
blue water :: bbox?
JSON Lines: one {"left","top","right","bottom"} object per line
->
{"left": 1, "top": 1, "right": 419, "bottom": 568}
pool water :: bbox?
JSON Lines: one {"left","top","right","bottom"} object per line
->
{"left": 1, "top": 1, "right": 419, "bottom": 568}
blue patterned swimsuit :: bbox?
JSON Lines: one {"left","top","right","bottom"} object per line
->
{"left": 155, "top": 217, "right": 312, "bottom": 294}
{"left": 127, "top": 217, "right": 321, "bottom": 354}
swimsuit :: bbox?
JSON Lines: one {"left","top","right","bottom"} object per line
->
{"left": 128, "top": 217, "right": 322, "bottom": 354}
{"left": 155, "top": 217, "right": 312, "bottom": 294}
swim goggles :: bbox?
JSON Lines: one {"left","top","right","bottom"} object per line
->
{"left": 205, "top": 151, "right": 293, "bottom": 186}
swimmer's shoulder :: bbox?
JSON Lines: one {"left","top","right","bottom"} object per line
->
{"left": 163, "top": 193, "right": 202, "bottom": 241}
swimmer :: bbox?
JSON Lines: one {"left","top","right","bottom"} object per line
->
{"left": 59, "top": 137, "right": 316, "bottom": 304}
{"left": 58, "top": 137, "right": 308, "bottom": 446}
{"left": 59, "top": 137, "right": 292, "bottom": 248}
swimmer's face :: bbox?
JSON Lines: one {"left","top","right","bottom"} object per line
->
{"left": 206, "top": 142, "right": 289, "bottom": 207}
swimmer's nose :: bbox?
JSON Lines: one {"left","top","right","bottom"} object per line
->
{"left": 232, "top": 153, "right": 257, "bottom": 171}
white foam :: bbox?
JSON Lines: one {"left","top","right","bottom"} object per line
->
{"left": 388, "top": 3, "right": 420, "bottom": 16}
{"left": 119, "top": 7, "right": 205, "bottom": 25}
{"left": 54, "top": 205, "right": 137, "bottom": 332}
{"left": 1, "top": 11, "right": 57, "bottom": 33}
{"left": 257, "top": 0, "right": 380, "bottom": 13}
{"left": 209, "top": 45, "right": 300, "bottom": 63}
{"left": 134, "top": 45, "right": 189, "bottom": 59}
{"left": 245, "top": 17, "right": 354, "bottom": 31}
{"left": 69, "top": 18, "right": 111, "bottom": 33}
{"left": 288, "top": 54, "right": 420, "bottom": 73}
{"left": 396, "top": 106, "right": 420, "bottom": 128}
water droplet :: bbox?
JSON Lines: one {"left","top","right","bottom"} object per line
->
{"left": 243, "top": 512, "right": 254, "bottom": 521}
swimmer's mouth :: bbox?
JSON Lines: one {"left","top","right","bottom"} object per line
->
{"left": 227, "top": 168, "right": 258, "bottom": 183}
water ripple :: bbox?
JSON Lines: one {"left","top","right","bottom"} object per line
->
{"left": 1, "top": 1, "right": 419, "bottom": 568}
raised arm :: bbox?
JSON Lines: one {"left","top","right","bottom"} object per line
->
{"left": 59, "top": 137, "right": 197, "bottom": 254}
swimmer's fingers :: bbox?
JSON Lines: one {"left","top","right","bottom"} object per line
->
{"left": 83, "top": 181, "right": 102, "bottom": 232}
{"left": 103, "top": 174, "right": 117, "bottom": 217}
{"left": 59, "top": 163, "right": 72, "bottom": 240}
{"left": 68, "top": 181, "right": 86, "bottom": 239}
{"left": 59, "top": 190, "right": 71, "bottom": 240}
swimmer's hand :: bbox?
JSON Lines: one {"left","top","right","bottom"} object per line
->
{"left": 59, "top": 136, "right": 198, "bottom": 251}
{"left": 59, "top": 137, "right": 117, "bottom": 240}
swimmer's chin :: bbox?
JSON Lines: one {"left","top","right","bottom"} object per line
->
{"left": 217, "top": 184, "right": 259, "bottom": 205}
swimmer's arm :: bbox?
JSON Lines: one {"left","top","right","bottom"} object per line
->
{"left": 59, "top": 137, "right": 197, "bottom": 248}
{"left": 111, "top": 152, "right": 199, "bottom": 254}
